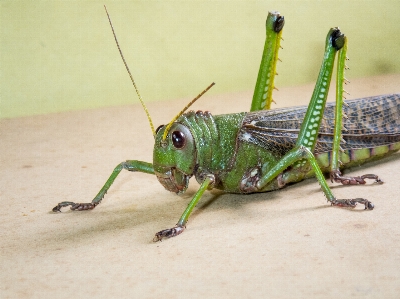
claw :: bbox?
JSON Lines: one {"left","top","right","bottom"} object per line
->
{"left": 52, "top": 206, "right": 61, "bottom": 213}
{"left": 363, "top": 174, "right": 383, "bottom": 184}
{"left": 153, "top": 225, "right": 185, "bottom": 242}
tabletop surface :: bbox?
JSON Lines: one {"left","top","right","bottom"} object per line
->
{"left": 1, "top": 74, "right": 399, "bottom": 298}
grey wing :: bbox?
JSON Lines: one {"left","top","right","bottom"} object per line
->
{"left": 239, "top": 94, "right": 400, "bottom": 156}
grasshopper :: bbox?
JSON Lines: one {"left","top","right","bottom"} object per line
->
{"left": 53, "top": 8, "right": 400, "bottom": 241}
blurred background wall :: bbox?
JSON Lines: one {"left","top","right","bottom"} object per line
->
{"left": 1, "top": 0, "right": 399, "bottom": 118}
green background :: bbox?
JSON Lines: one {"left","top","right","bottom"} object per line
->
{"left": 2, "top": 0, "right": 400, "bottom": 118}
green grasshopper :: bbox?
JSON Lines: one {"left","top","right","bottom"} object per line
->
{"left": 53, "top": 8, "right": 400, "bottom": 241}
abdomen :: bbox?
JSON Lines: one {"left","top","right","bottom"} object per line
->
{"left": 315, "top": 94, "right": 400, "bottom": 170}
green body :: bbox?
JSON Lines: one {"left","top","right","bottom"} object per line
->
{"left": 53, "top": 9, "right": 400, "bottom": 241}
{"left": 154, "top": 94, "right": 400, "bottom": 195}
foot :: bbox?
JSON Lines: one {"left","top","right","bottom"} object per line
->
{"left": 330, "top": 170, "right": 383, "bottom": 185}
{"left": 153, "top": 225, "right": 185, "bottom": 242}
{"left": 331, "top": 198, "right": 374, "bottom": 210}
{"left": 52, "top": 201, "right": 98, "bottom": 212}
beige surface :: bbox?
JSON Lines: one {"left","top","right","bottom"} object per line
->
{"left": 1, "top": 74, "right": 400, "bottom": 298}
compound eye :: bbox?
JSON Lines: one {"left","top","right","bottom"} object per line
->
{"left": 171, "top": 131, "right": 185, "bottom": 149}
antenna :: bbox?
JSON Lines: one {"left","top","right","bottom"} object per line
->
{"left": 104, "top": 5, "right": 156, "bottom": 136}
{"left": 162, "top": 82, "right": 215, "bottom": 141}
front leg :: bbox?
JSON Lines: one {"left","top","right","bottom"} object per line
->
{"left": 153, "top": 175, "right": 215, "bottom": 242}
{"left": 52, "top": 160, "right": 154, "bottom": 212}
